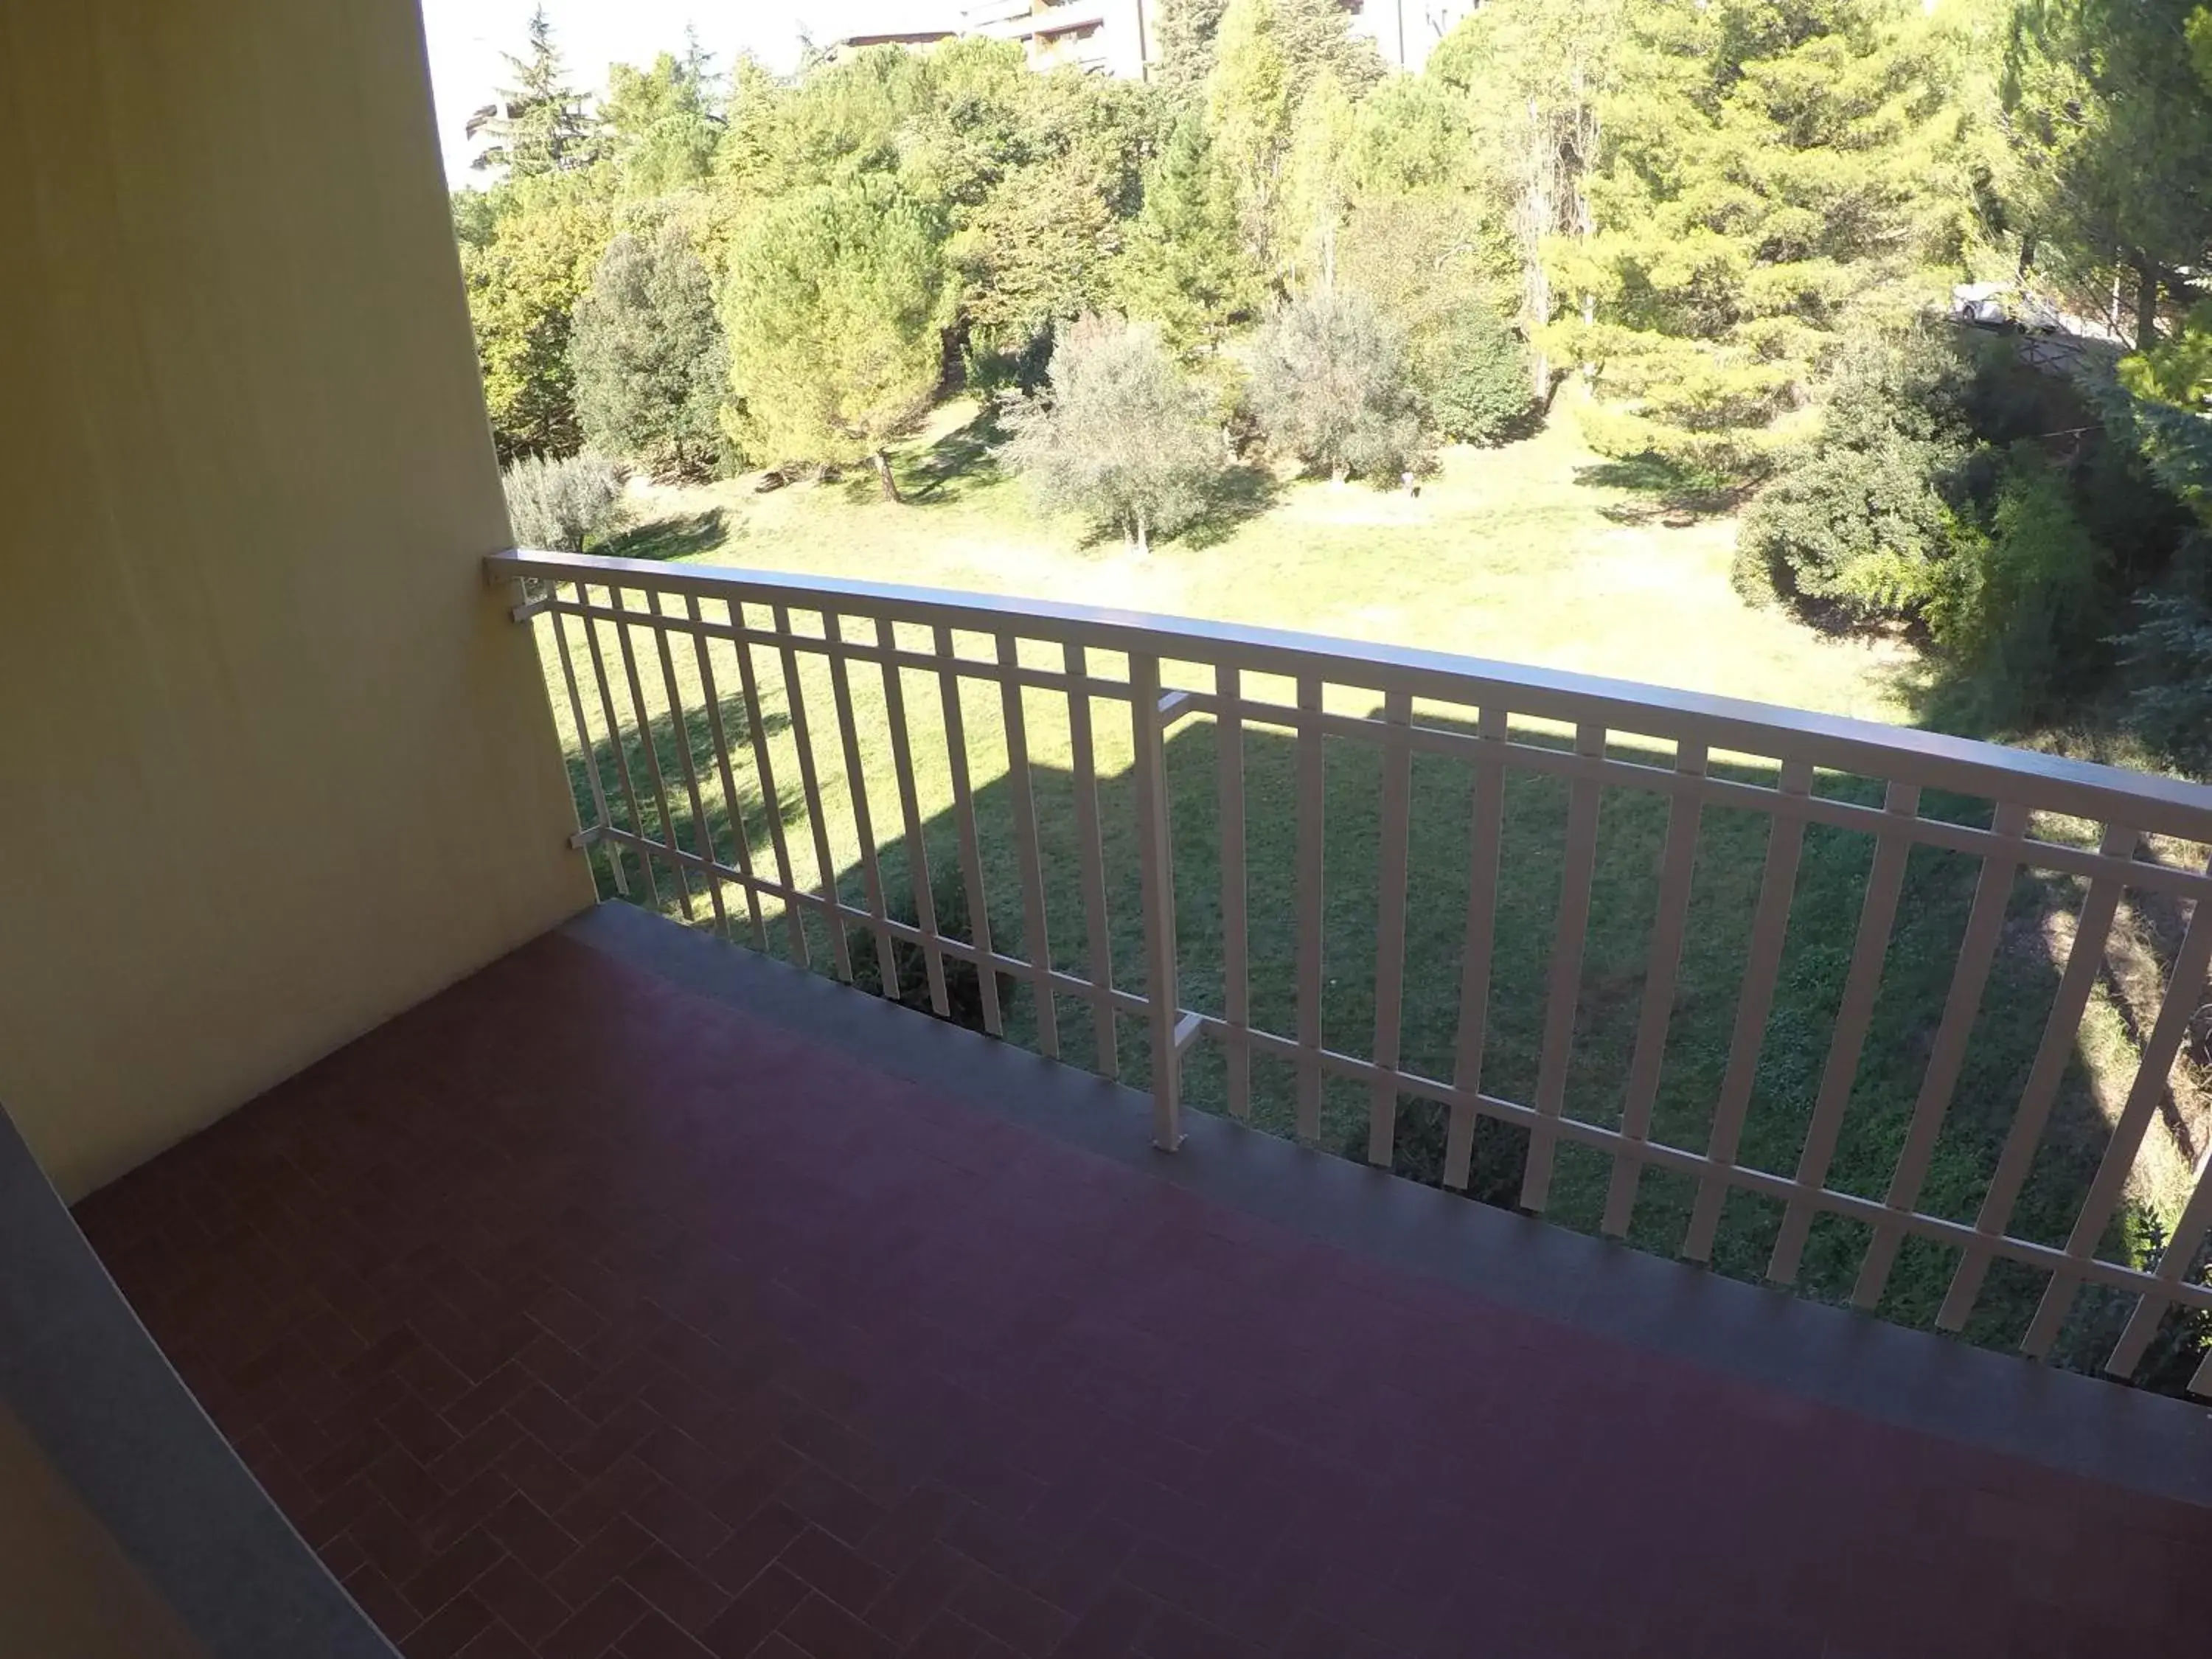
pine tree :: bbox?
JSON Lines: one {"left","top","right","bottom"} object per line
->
{"left": 1113, "top": 115, "right": 1260, "bottom": 353}
{"left": 467, "top": 7, "right": 594, "bottom": 178}
{"left": 1154, "top": 0, "right": 1232, "bottom": 102}
{"left": 1552, "top": 0, "right": 1970, "bottom": 483}
{"left": 599, "top": 32, "right": 722, "bottom": 198}
{"left": 571, "top": 226, "right": 728, "bottom": 479}
{"left": 720, "top": 178, "right": 954, "bottom": 499}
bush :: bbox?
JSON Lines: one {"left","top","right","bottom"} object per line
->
{"left": 1003, "top": 313, "right": 1224, "bottom": 552}
{"left": 2121, "top": 542, "right": 2212, "bottom": 775}
{"left": 1248, "top": 289, "right": 1424, "bottom": 481}
{"left": 1735, "top": 332, "right": 1975, "bottom": 616}
{"left": 1421, "top": 301, "right": 1531, "bottom": 445}
{"left": 503, "top": 453, "right": 622, "bottom": 552}
{"left": 1927, "top": 445, "right": 2106, "bottom": 709}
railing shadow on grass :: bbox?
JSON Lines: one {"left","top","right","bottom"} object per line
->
{"left": 557, "top": 689, "right": 801, "bottom": 906}
{"left": 596, "top": 683, "right": 2200, "bottom": 1390}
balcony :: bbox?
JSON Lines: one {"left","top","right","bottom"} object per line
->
{"left": 58, "top": 549, "right": 2212, "bottom": 1658}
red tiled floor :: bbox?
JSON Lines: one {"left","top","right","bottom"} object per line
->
{"left": 75, "top": 931, "right": 2212, "bottom": 1658}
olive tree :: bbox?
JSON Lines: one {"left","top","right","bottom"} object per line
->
{"left": 1004, "top": 314, "right": 1223, "bottom": 553}
{"left": 1248, "top": 290, "right": 1422, "bottom": 481}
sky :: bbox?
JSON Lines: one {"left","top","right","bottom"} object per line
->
{"left": 418, "top": 1, "right": 913, "bottom": 181}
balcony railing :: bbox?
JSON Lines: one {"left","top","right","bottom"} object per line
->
{"left": 490, "top": 546, "right": 2212, "bottom": 1394}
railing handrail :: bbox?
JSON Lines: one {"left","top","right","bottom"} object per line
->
{"left": 487, "top": 546, "right": 2212, "bottom": 842}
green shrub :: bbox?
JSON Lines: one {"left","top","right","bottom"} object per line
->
{"left": 1736, "top": 332, "right": 1975, "bottom": 616}
{"left": 2120, "top": 542, "right": 2212, "bottom": 775}
{"left": 1927, "top": 445, "right": 2106, "bottom": 709}
{"left": 1421, "top": 302, "right": 1531, "bottom": 445}
{"left": 502, "top": 453, "right": 622, "bottom": 552}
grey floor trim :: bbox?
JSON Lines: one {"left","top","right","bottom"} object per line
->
{"left": 3, "top": 1107, "right": 400, "bottom": 1659}
{"left": 567, "top": 901, "right": 2212, "bottom": 1509}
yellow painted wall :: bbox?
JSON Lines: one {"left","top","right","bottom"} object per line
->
{"left": 0, "top": 0, "right": 591, "bottom": 1198}
{"left": 0, "top": 1405, "right": 207, "bottom": 1659}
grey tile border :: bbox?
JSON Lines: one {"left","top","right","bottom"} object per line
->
{"left": 566, "top": 900, "right": 2212, "bottom": 1509}
{"left": 2, "top": 1107, "right": 400, "bottom": 1659}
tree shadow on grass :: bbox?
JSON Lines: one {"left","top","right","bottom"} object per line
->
{"left": 1176, "top": 463, "right": 1283, "bottom": 550}
{"left": 1575, "top": 456, "right": 1748, "bottom": 525}
{"left": 600, "top": 509, "right": 729, "bottom": 563}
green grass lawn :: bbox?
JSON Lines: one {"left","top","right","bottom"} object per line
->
{"left": 532, "top": 402, "right": 2211, "bottom": 1389}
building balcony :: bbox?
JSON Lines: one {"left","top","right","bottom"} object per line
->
{"left": 50, "top": 549, "right": 2212, "bottom": 1658}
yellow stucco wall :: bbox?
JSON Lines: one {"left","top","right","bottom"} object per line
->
{"left": 0, "top": 1, "right": 592, "bottom": 1197}
{"left": 0, "top": 1405, "right": 207, "bottom": 1659}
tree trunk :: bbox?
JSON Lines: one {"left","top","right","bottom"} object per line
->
{"left": 1331, "top": 460, "right": 1349, "bottom": 485}
{"left": 2134, "top": 261, "right": 2160, "bottom": 349}
{"left": 872, "top": 449, "right": 901, "bottom": 503}
{"left": 1135, "top": 509, "right": 1150, "bottom": 556}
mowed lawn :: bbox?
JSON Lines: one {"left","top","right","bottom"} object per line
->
{"left": 527, "top": 403, "right": 2210, "bottom": 1388}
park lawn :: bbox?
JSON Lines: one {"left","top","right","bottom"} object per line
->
{"left": 531, "top": 403, "right": 2208, "bottom": 1387}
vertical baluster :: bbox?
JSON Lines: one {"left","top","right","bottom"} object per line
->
{"left": 1938, "top": 825, "right": 2138, "bottom": 1331}
{"left": 934, "top": 625, "right": 1002, "bottom": 1035}
{"left": 823, "top": 613, "right": 899, "bottom": 994}
{"left": 1683, "top": 759, "right": 1815, "bottom": 1259}
{"left": 880, "top": 618, "right": 950, "bottom": 1018}
{"left": 548, "top": 590, "right": 627, "bottom": 897}
{"left": 1130, "top": 653, "right": 1182, "bottom": 1150}
{"left": 1368, "top": 689, "right": 1415, "bottom": 1166}
{"left": 730, "top": 598, "right": 806, "bottom": 964}
{"left": 1445, "top": 703, "right": 1509, "bottom": 1191}
{"left": 1519, "top": 723, "right": 1605, "bottom": 1212}
{"left": 1294, "top": 675, "right": 1326, "bottom": 1141}
{"left": 1065, "top": 643, "right": 1116, "bottom": 1076}
{"left": 1602, "top": 740, "right": 1707, "bottom": 1237}
{"left": 1852, "top": 801, "right": 2031, "bottom": 1310}
{"left": 2107, "top": 1142, "right": 2212, "bottom": 1381}
{"left": 776, "top": 604, "right": 852, "bottom": 981}
{"left": 579, "top": 582, "right": 655, "bottom": 907}
{"left": 1215, "top": 662, "right": 1248, "bottom": 1116}
{"left": 1768, "top": 779, "right": 1919, "bottom": 1284}
{"left": 650, "top": 593, "right": 730, "bottom": 940}
{"left": 998, "top": 634, "right": 1059, "bottom": 1059}
{"left": 611, "top": 584, "right": 693, "bottom": 919}
{"left": 2024, "top": 866, "right": 2212, "bottom": 1357}
{"left": 684, "top": 594, "right": 765, "bottom": 948}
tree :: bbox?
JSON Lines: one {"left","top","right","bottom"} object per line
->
{"left": 1277, "top": 69, "right": 1360, "bottom": 290}
{"left": 1155, "top": 0, "right": 1232, "bottom": 101}
{"left": 1208, "top": 0, "right": 1294, "bottom": 265}
{"left": 1551, "top": 0, "right": 1971, "bottom": 484}
{"left": 461, "top": 172, "right": 614, "bottom": 459}
{"left": 2000, "top": 0, "right": 2212, "bottom": 345}
{"left": 1249, "top": 290, "right": 1424, "bottom": 480}
{"left": 720, "top": 178, "right": 954, "bottom": 499}
{"left": 468, "top": 7, "right": 594, "bottom": 178}
{"left": 572, "top": 226, "right": 728, "bottom": 479}
{"left": 957, "top": 153, "right": 1122, "bottom": 361}
{"left": 1003, "top": 315, "right": 1224, "bottom": 552}
{"left": 1113, "top": 114, "right": 1261, "bottom": 353}
{"left": 503, "top": 454, "right": 622, "bottom": 552}
{"left": 599, "top": 35, "right": 722, "bottom": 198}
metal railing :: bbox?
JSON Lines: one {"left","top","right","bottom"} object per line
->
{"left": 490, "top": 546, "right": 2212, "bottom": 1392}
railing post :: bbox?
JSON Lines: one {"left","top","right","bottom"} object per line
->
{"left": 1130, "top": 653, "right": 1183, "bottom": 1151}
